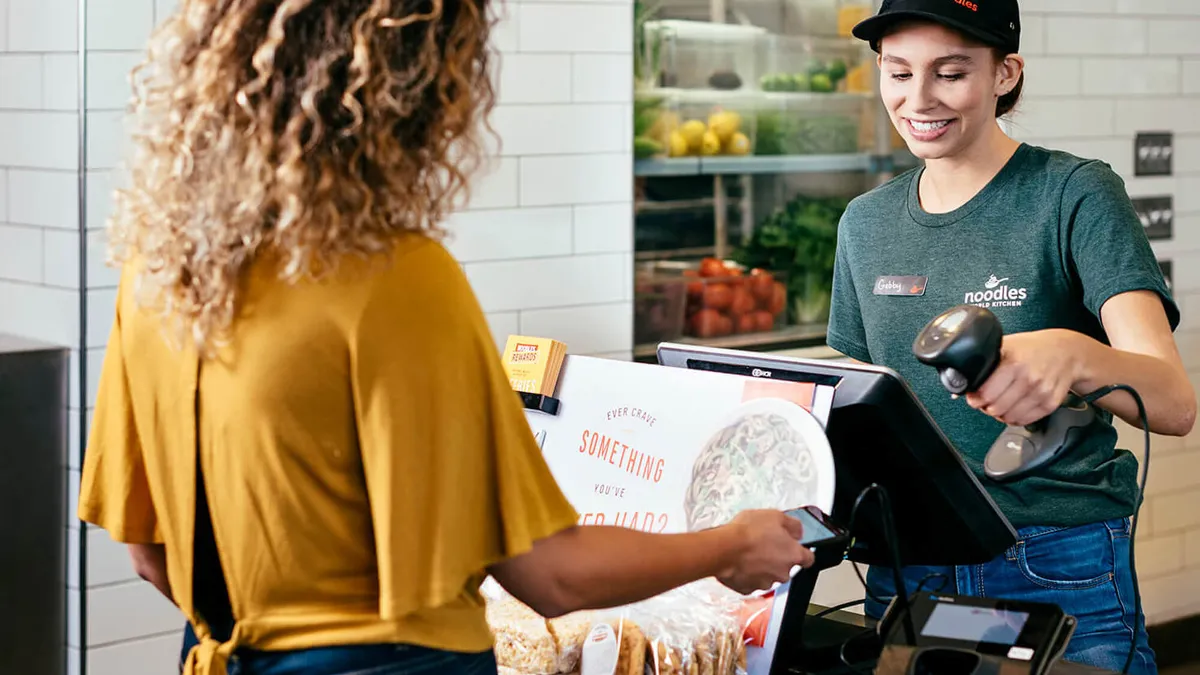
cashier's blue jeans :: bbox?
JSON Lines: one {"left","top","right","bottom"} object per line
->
{"left": 864, "top": 517, "right": 1156, "bottom": 675}
{"left": 180, "top": 623, "right": 498, "bottom": 675}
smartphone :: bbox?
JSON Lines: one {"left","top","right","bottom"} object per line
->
{"left": 785, "top": 505, "right": 849, "bottom": 548}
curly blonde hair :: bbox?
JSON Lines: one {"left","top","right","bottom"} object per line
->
{"left": 107, "top": 0, "right": 497, "bottom": 353}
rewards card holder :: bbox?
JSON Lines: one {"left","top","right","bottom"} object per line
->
{"left": 503, "top": 334, "right": 567, "bottom": 417}
{"left": 518, "top": 391, "right": 561, "bottom": 416}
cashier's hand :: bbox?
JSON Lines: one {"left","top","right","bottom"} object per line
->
{"left": 964, "top": 329, "right": 1082, "bottom": 427}
{"left": 718, "top": 510, "right": 815, "bottom": 595}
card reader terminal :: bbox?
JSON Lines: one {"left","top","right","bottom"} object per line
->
{"left": 877, "top": 592, "right": 1077, "bottom": 675}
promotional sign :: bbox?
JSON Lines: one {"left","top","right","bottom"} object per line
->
{"left": 525, "top": 355, "right": 838, "bottom": 675}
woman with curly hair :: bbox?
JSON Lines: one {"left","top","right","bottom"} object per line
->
{"left": 77, "top": 3, "right": 816, "bottom": 675}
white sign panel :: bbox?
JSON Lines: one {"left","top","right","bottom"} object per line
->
{"left": 526, "top": 355, "right": 838, "bottom": 675}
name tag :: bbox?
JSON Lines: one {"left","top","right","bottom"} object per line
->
{"left": 873, "top": 275, "right": 928, "bottom": 296}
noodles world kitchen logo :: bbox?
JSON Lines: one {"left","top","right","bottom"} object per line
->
{"left": 964, "top": 274, "right": 1028, "bottom": 308}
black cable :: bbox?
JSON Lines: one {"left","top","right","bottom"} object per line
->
{"left": 914, "top": 572, "right": 950, "bottom": 594}
{"left": 836, "top": 491, "right": 953, "bottom": 674}
{"left": 844, "top": 484, "right": 914, "bottom": 643}
{"left": 877, "top": 486, "right": 915, "bottom": 645}
{"left": 849, "top": 560, "right": 887, "bottom": 604}
{"left": 1080, "top": 384, "right": 1149, "bottom": 675}
{"left": 838, "top": 628, "right": 876, "bottom": 675}
{"left": 814, "top": 599, "right": 866, "bottom": 618}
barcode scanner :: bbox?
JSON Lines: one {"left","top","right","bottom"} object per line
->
{"left": 912, "top": 305, "right": 1099, "bottom": 481}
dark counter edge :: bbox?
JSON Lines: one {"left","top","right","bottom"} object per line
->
{"left": 0, "top": 334, "right": 70, "bottom": 354}
{"left": 1148, "top": 613, "right": 1200, "bottom": 669}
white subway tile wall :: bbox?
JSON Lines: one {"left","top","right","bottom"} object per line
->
{"left": 1009, "top": 3, "right": 1200, "bottom": 626}
{"left": 7, "top": 0, "right": 78, "bottom": 52}
{"left": 0, "top": 0, "right": 8, "bottom": 53}
{"left": 3, "top": 0, "right": 1200, "bottom": 673}
{"left": 69, "top": 0, "right": 637, "bottom": 672}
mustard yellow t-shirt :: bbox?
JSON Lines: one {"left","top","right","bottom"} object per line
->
{"left": 78, "top": 235, "right": 579, "bottom": 675}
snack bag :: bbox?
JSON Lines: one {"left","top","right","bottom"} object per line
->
{"left": 485, "top": 583, "right": 598, "bottom": 674}
{"left": 487, "top": 593, "right": 561, "bottom": 674}
{"left": 549, "top": 611, "right": 598, "bottom": 673}
{"left": 579, "top": 611, "right": 646, "bottom": 675}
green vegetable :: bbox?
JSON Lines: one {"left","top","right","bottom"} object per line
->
{"left": 809, "top": 73, "right": 834, "bottom": 93}
{"left": 634, "top": 1, "right": 666, "bottom": 89}
{"left": 827, "top": 58, "right": 848, "bottom": 83}
{"left": 634, "top": 105, "right": 661, "bottom": 138}
{"left": 790, "top": 115, "right": 858, "bottom": 154}
{"left": 761, "top": 73, "right": 793, "bottom": 92}
{"left": 754, "top": 112, "right": 788, "bottom": 156}
{"left": 754, "top": 112, "right": 858, "bottom": 156}
{"left": 634, "top": 136, "right": 663, "bottom": 159}
{"left": 732, "top": 194, "right": 850, "bottom": 325}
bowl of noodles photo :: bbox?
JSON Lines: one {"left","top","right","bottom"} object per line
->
{"left": 684, "top": 397, "right": 835, "bottom": 532}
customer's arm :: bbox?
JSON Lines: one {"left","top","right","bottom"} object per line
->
{"left": 129, "top": 543, "right": 175, "bottom": 605}
{"left": 488, "top": 509, "right": 813, "bottom": 618}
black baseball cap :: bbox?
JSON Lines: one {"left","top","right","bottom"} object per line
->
{"left": 852, "top": 0, "right": 1021, "bottom": 55}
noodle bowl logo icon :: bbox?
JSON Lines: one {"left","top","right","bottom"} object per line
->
{"left": 984, "top": 274, "right": 1009, "bottom": 290}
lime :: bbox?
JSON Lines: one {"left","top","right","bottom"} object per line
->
{"left": 634, "top": 136, "right": 663, "bottom": 159}
{"left": 828, "top": 58, "right": 848, "bottom": 82}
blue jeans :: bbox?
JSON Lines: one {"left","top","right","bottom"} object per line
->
{"left": 180, "top": 623, "right": 498, "bottom": 675}
{"left": 864, "top": 518, "right": 1156, "bottom": 675}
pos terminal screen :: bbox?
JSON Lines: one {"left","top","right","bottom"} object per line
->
{"left": 920, "top": 604, "right": 1030, "bottom": 646}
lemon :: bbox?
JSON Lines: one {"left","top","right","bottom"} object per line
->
{"left": 680, "top": 120, "right": 708, "bottom": 152}
{"left": 700, "top": 130, "right": 722, "bottom": 156}
{"left": 724, "top": 132, "right": 751, "bottom": 156}
{"left": 668, "top": 130, "right": 689, "bottom": 157}
{"left": 707, "top": 111, "right": 742, "bottom": 143}
{"left": 649, "top": 111, "right": 681, "bottom": 143}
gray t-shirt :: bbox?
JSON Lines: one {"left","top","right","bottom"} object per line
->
{"left": 827, "top": 143, "right": 1178, "bottom": 530}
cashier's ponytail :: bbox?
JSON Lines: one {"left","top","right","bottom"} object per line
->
{"left": 994, "top": 50, "right": 1024, "bottom": 119}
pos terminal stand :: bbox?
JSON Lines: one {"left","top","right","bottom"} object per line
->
{"left": 656, "top": 344, "right": 1079, "bottom": 675}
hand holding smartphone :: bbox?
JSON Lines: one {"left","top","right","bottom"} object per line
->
{"left": 784, "top": 505, "right": 849, "bottom": 549}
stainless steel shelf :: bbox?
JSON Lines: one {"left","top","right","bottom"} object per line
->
{"left": 703, "top": 153, "right": 875, "bottom": 174}
{"left": 633, "top": 157, "right": 701, "bottom": 176}
{"left": 633, "top": 322, "right": 829, "bottom": 360}
{"left": 634, "top": 153, "right": 898, "bottom": 177}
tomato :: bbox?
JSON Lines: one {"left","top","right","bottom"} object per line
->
{"left": 699, "top": 257, "right": 727, "bottom": 278}
{"left": 768, "top": 281, "right": 787, "bottom": 316}
{"left": 686, "top": 280, "right": 704, "bottom": 300}
{"left": 749, "top": 269, "right": 775, "bottom": 303}
{"left": 730, "top": 286, "right": 756, "bottom": 316}
{"left": 717, "top": 313, "right": 735, "bottom": 336}
{"left": 689, "top": 309, "right": 725, "bottom": 338}
{"left": 735, "top": 313, "right": 758, "bottom": 334}
{"left": 702, "top": 283, "right": 733, "bottom": 310}
{"left": 753, "top": 310, "right": 776, "bottom": 332}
